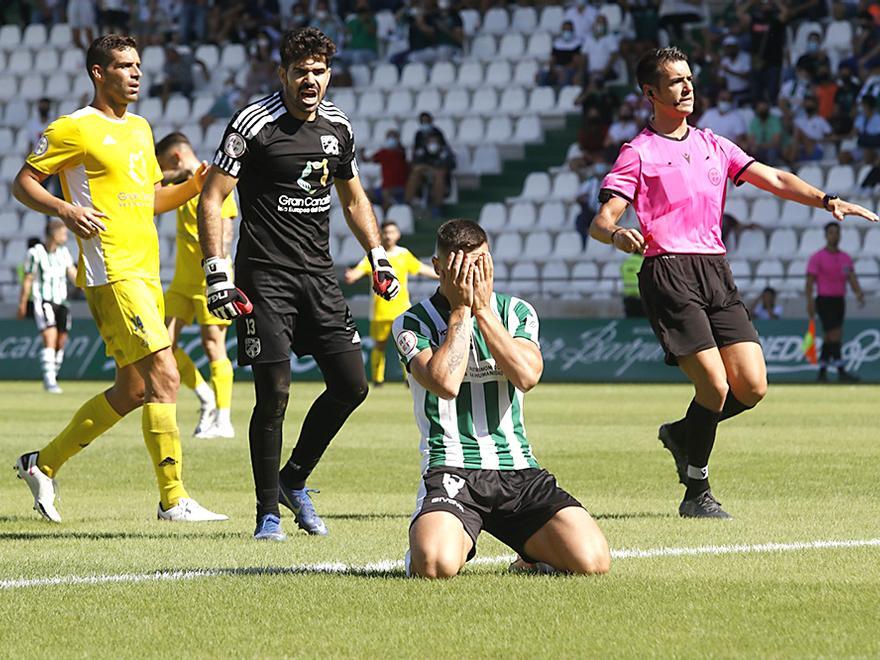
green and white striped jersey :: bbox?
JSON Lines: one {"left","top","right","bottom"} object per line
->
{"left": 24, "top": 243, "right": 73, "bottom": 305}
{"left": 392, "top": 290, "right": 541, "bottom": 472}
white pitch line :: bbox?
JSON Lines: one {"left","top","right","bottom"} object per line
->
{"left": 2, "top": 538, "right": 879, "bottom": 590}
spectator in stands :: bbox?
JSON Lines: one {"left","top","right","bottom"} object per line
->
{"left": 30, "top": 0, "right": 64, "bottom": 25}
{"left": 180, "top": 0, "right": 209, "bottom": 44}
{"left": 751, "top": 287, "right": 783, "bottom": 320}
{"left": 806, "top": 223, "right": 865, "bottom": 382}
{"left": 789, "top": 0, "right": 828, "bottom": 22}
{"left": 697, "top": 90, "right": 748, "bottom": 142}
{"left": 286, "top": 2, "right": 309, "bottom": 29}
{"left": 795, "top": 30, "right": 832, "bottom": 80}
{"left": 341, "top": 0, "right": 379, "bottom": 65}
{"left": 658, "top": 0, "right": 706, "bottom": 42}
{"left": 747, "top": 101, "right": 783, "bottom": 164}
{"left": 564, "top": 0, "right": 599, "bottom": 41}
{"left": 721, "top": 211, "right": 761, "bottom": 246}
{"left": 310, "top": 0, "right": 345, "bottom": 49}
{"left": 857, "top": 61, "right": 880, "bottom": 103}
{"left": 25, "top": 98, "right": 53, "bottom": 156}
{"left": 788, "top": 96, "right": 832, "bottom": 161}
{"left": 720, "top": 35, "right": 752, "bottom": 105}
{"left": 207, "top": 1, "right": 246, "bottom": 44}
{"left": 574, "top": 176, "right": 600, "bottom": 250}
{"left": 850, "top": 21, "right": 880, "bottom": 80}
{"left": 406, "top": 115, "right": 455, "bottom": 217}
{"left": 580, "top": 15, "right": 621, "bottom": 86}
{"left": 432, "top": 0, "right": 464, "bottom": 61}
{"left": 778, "top": 65, "right": 813, "bottom": 114}
{"left": 68, "top": 0, "right": 96, "bottom": 50}
{"left": 835, "top": 62, "right": 864, "bottom": 119}
{"left": 604, "top": 104, "right": 640, "bottom": 161}
{"left": 738, "top": 0, "right": 789, "bottom": 103}
{"left": 149, "top": 44, "right": 209, "bottom": 106}
{"left": 199, "top": 74, "right": 243, "bottom": 130}
{"left": 620, "top": 253, "right": 645, "bottom": 317}
{"left": 395, "top": 0, "right": 463, "bottom": 66}
{"left": 132, "top": 0, "right": 177, "bottom": 46}
{"left": 537, "top": 21, "right": 582, "bottom": 88}
{"left": 854, "top": 95, "right": 880, "bottom": 157}
{"left": 98, "top": 0, "right": 131, "bottom": 33}
{"left": 369, "top": 129, "right": 409, "bottom": 212}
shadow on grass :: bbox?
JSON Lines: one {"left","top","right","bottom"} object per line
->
{"left": 593, "top": 512, "right": 676, "bottom": 520}
{"left": 0, "top": 530, "right": 246, "bottom": 541}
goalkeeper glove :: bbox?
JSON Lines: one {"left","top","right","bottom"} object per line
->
{"left": 204, "top": 256, "right": 253, "bottom": 320}
{"left": 368, "top": 246, "right": 400, "bottom": 301}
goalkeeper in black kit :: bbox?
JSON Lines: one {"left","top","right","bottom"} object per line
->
{"left": 197, "top": 27, "right": 400, "bottom": 541}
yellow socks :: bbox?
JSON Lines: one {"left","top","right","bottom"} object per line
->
{"left": 38, "top": 392, "right": 122, "bottom": 478}
{"left": 209, "top": 358, "right": 233, "bottom": 411}
{"left": 370, "top": 347, "right": 386, "bottom": 385}
{"left": 142, "top": 402, "right": 188, "bottom": 510}
{"left": 174, "top": 347, "right": 205, "bottom": 391}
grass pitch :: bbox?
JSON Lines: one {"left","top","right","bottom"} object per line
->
{"left": 0, "top": 380, "right": 878, "bottom": 658}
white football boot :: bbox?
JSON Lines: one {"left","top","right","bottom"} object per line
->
{"left": 157, "top": 497, "right": 228, "bottom": 522}
{"left": 193, "top": 405, "right": 217, "bottom": 438}
{"left": 14, "top": 452, "right": 61, "bottom": 522}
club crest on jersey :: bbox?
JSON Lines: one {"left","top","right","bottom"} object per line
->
{"left": 320, "top": 134, "right": 340, "bottom": 155}
{"left": 708, "top": 167, "right": 722, "bottom": 186}
{"left": 396, "top": 330, "right": 417, "bottom": 355}
{"left": 224, "top": 132, "right": 247, "bottom": 159}
{"left": 244, "top": 337, "right": 261, "bottom": 358}
{"left": 33, "top": 135, "right": 48, "bottom": 156}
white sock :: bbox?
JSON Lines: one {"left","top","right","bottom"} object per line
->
{"left": 216, "top": 408, "right": 231, "bottom": 426}
{"left": 41, "top": 347, "right": 57, "bottom": 386}
{"left": 55, "top": 349, "right": 64, "bottom": 377}
{"left": 195, "top": 381, "right": 215, "bottom": 408}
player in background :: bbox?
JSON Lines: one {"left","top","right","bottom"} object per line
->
{"left": 198, "top": 27, "right": 400, "bottom": 541}
{"left": 393, "top": 219, "right": 610, "bottom": 578}
{"left": 11, "top": 35, "right": 226, "bottom": 523}
{"left": 17, "top": 219, "right": 77, "bottom": 393}
{"left": 591, "top": 47, "right": 877, "bottom": 518}
{"left": 344, "top": 220, "right": 437, "bottom": 386}
{"left": 806, "top": 222, "right": 865, "bottom": 383}
{"left": 156, "top": 131, "right": 239, "bottom": 438}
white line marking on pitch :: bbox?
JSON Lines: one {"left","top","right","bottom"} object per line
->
{"left": 2, "top": 538, "right": 878, "bottom": 590}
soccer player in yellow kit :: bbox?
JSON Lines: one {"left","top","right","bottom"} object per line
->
{"left": 156, "top": 132, "right": 238, "bottom": 439}
{"left": 344, "top": 221, "right": 437, "bottom": 385}
{"left": 11, "top": 35, "right": 226, "bottom": 523}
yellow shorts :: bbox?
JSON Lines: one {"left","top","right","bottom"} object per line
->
{"left": 370, "top": 319, "right": 393, "bottom": 343}
{"left": 165, "top": 286, "right": 231, "bottom": 327}
{"left": 85, "top": 278, "right": 171, "bottom": 368}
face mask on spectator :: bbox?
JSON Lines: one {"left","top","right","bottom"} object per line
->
{"left": 807, "top": 41, "right": 819, "bottom": 53}
{"left": 426, "top": 141, "right": 441, "bottom": 154}
{"left": 717, "top": 101, "right": 732, "bottom": 113}
{"left": 562, "top": 29, "right": 574, "bottom": 40}
{"left": 593, "top": 25, "right": 607, "bottom": 37}
{"left": 575, "top": 0, "right": 587, "bottom": 7}
{"left": 438, "top": 0, "right": 450, "bottom": 9}
{"left": 385, "top": 137, "right": 400, "bottom": 148}
{"left": 316, "top": 9, "right": 328, "bottom": 19}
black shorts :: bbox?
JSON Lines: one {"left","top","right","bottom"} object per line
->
{"left": 639, "top": 253, "right": 760, "bottom": 366}
{"left": 816, "top": 296, "right": 845, "bottom": 333}
{"left": 34, "top": 301, "right": 71, "bottom": 333}
{"left": 234, "top": 266, "right": 361, "bottom": 365}
{"left": 411, "top": 467, "right": 583, "bottom": 563}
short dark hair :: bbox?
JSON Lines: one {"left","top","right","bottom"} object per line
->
{"left": 280, "top": 27, "right": 336, "bottom": 70}
{"left": 86, "top": 34, "right": 138, "bottom": 81}
{"left": 636, "top": 46, "right": 688, "bottom": 90}
{"left": 762, "top": 286, "right": 777, "bottom": 296}
{"left": 380, "top": 221, "right": 399, "bottom": 230}
{"left": 436, "top": 219, "right": 488, "bottom": 256}
{"left": 155, "top": 131, "right": 192, "bottom": 156}
{"left": 824, "top": 221, "right": 839, "bottom": 233}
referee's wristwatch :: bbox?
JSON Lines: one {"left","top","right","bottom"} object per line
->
{"left": 822, "top": 194, "right": 839, "bottom": 211}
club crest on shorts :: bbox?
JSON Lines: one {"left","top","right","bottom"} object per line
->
{"left": 244, "top": 337, "right": 261, "bottom": 358}
{"left": 224, "top": 132, "right": 247, "bottom": 159}
{"left": 442, "top": 473, "right": 465, "bottom": 499}
{"left": 34, "top": 135, "right": 48, "bottom": 156}
{"left": 320, "top": 134, "right": 340, "bottom": 155}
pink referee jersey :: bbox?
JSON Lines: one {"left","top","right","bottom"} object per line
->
{"left": 601, "top": 126, "right": 755, "bottom": 257}
{"left": 807, "top": 248, "right": 854, "bottom": 297}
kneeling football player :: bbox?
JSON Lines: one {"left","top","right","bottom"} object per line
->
{"left": 392, "top": 219, "right": 611, "bottom": 578}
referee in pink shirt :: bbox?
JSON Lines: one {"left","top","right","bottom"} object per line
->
{"left": 590, "top": 47, "right": 878, "bottom": 518}
{"left": 806, "top": 222, "right": 865, "bottom": 383}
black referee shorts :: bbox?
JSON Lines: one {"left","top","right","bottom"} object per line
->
{"left": 816, "top": 296, "right": 845, "bottom": 333}
{"left": 638, "top": 253, "right": 760, "bottom": 366}
{"left": 234, "top": 266, "right": 361, "bottom": 366}
{"left": 411, "top": 467, "right": 583, "bottom": 564}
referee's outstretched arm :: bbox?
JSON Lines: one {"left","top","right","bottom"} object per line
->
{"left": 335, "top": 176, "right": 381, "bottom": 251}
{"left": 737, "top": 162, "right": 879, "bottom": 224}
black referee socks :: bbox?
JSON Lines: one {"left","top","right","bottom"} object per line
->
{"left": 684, "top": 400, "right": 721, "bottom": 499}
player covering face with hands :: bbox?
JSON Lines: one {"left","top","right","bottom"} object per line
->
{"left": 198, "top": 27, "right": 400, "bottom": 541}
{"left": 393, "top": 220, "right": 609, "bottom": 578}
{"left": 590, "top": 47, "right": 878, "bottom": 519}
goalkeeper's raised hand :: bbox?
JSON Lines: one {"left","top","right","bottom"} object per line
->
{"left": 368, "top": 246, "right": 400, "bottom": 301}
{"left": 204, "top": 256, "right": 253, "bottom": 320}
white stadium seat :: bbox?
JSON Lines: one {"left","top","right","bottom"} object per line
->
{"left": 796, "top": 164, "right": 824, "bottom": 189}
{"left": 750, "top": 198, "right": 779, "bottom": 226}
{"left": 0, "top": 25, "right": 21, "bottom": 52}
{"left": 511, "top": 7, "right": 538, "bottom": 32}
{"left": 494, "top": 233, "right": 524, "bottom": 264}
{"left": 386, "top": 89, "right": 413, "bottom": 117}
{"left": 441, "top": 88, "right": 470, "bottom": 116}
{"left": 517, "top": 173, "right": 551, "bottom": 202}
{"left": 348, "top": 64, "right": 371, "bottom": 87}
{"left": 414, "top": 88, "right": 442, "bottom": 116}
{"left": 400, "top": 62, "right": 428, "bottom": 89}
{"left": 498, "top": 34, "right": 525, "bottom": 60}
{"left": 553, "top": 230, "right": 585, "bottom": 260}
{"left": 372, "top": 63, "right": 399, "bottom": 90}
{"left": 538, "top": 5, "right": 564, "bottom": 33}
{"left": 165, "top": 96, "right": 191, "bottom": 124}
{"left": 482, "top": 7, "right": 510, "bottom": 35}
{"left": 457, "top": 117, "right": 484, "bottom": 146}
{"left": 527, "top": 32, "right": 552, "bottom": 59}
{"left": 509, "top": 262, "right": 540, "bottom": 297}
{"left": 538, "top": 201, "right": 568, "bottom": 231}
{"left": 507, "top": 201, "right": 537, "bottom": 231}
{"left": 779, "top": 201, "right": 811, "bottom": 227}
{"left": 839, "top": 228, "right": 862, "bottom": 256}
{"left": 195, "top": 44, "right": 220, "bottom": 70}
{"left": 386, "top": 204, "right": 414, "bottom": 233}
{"left": 0, "top": 128, "right": 13, "bottom": 153}
{"left": 529, "top": 87, "right": 556, "bottom": 114}
{"left": 513, "top": 115, "right": 543, "bottom": 143}
{"left": 429, "top": 61, "right": 456, "bottom": 88}
{"left": 0, "top": 75, "right": 18, "bottom": 103}
{"left": 457, "top": 61, "right": 484, "bottom": 89}
{"left": 524, "top": 231, "right": 553, "bottom": 260}
{"left": 34, "top": 50, "right": 59, "bottom": 75}
{"left": 557, "top": 85, "right": 582, "bottom": 112}
{"left": 550, "top": 171, "right": 579, "bottom": 201}
{"left": 485, "top": 60, "right": 512, "bottom": 88}
{"left": 862, "top": 231, "right": 880, "bottom": 257}
{"left": 825, "top": 165, "right": 856, "bottom": 193}
{"left": 470, "top": 35, "right": 497, "bottom": 61}
{"left": 486, "top": 116, "right": 512, "bottom": 143}
{"left": 460, "top": 8, "right": 481, "bottom": 36}
{"left": 541, "top": 261, "right": 569, "bottom": 296}
{"left": 358, "top": 90, "right": 384, "bottom": 116}
{"left": 141, "top": 45, "right": 166, "bottom": 75}
{"left": 570, "top": 261, "right": 599, "bottom": 295}
{"left": 434, "top": 117, "right": 456, "bottom": 142}
{"left": 767, "top": 228, "right": 798, "bottom": 256}
{"left": 18, "top": 77, "right": 45, "bottom": 102}
{"left": 732, "top": 229, "right": 767, "bottom": 258}
{"left": 8, "top": 50, "right": 33, "bottom": 74}
{"left": 45, "top": 75, "right": 71, "bottom": 99}
{"left": 725, "top": 198, "right": 747, "bottom": 223}
{"left": 514, "top": 60, "right": 539, "bottom": 87}
{"left": 599, "top": 4, "right": 624, "bottom": 32}
{"left": 470, "top": 144, "right": 501, "bottom": 174}
{"left": 755, "top": 258, "right": 785, "bottom": 282}
{"left": 469, "top": 88, "right": 497, "bottom": 116}
{"left": 799, "top": 228, "right": 826, "bottom": 255}
{"left": 60, "top": 48, "right": 85, "bottom": 73}
{"left": 219, "top": 43, "right": 246, "bottom": 70}
{"left": 479, "top": 203, "right": 507, "bottom": 233}
{"left": 727, "top": 259, "right": 752, "bottom": 280}
{"left": 499, "top": 87, "right": 528, "bottom": 115}
{"left": 22, "top": 23, "right": 47, "bottom": 48}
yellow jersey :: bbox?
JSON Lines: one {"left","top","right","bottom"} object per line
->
{"left": 26, "top": 106, "right": 163, "bottom": 288}
{"left": 169, "top": 192, "right": 238, "bottom": 295}
{"left": 353, "top": 246, "right": 426, "bottom": 321}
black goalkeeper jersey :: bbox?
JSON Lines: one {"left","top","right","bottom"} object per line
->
{"left": 212, "top": 92, "right": 358, "bottom": 273}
